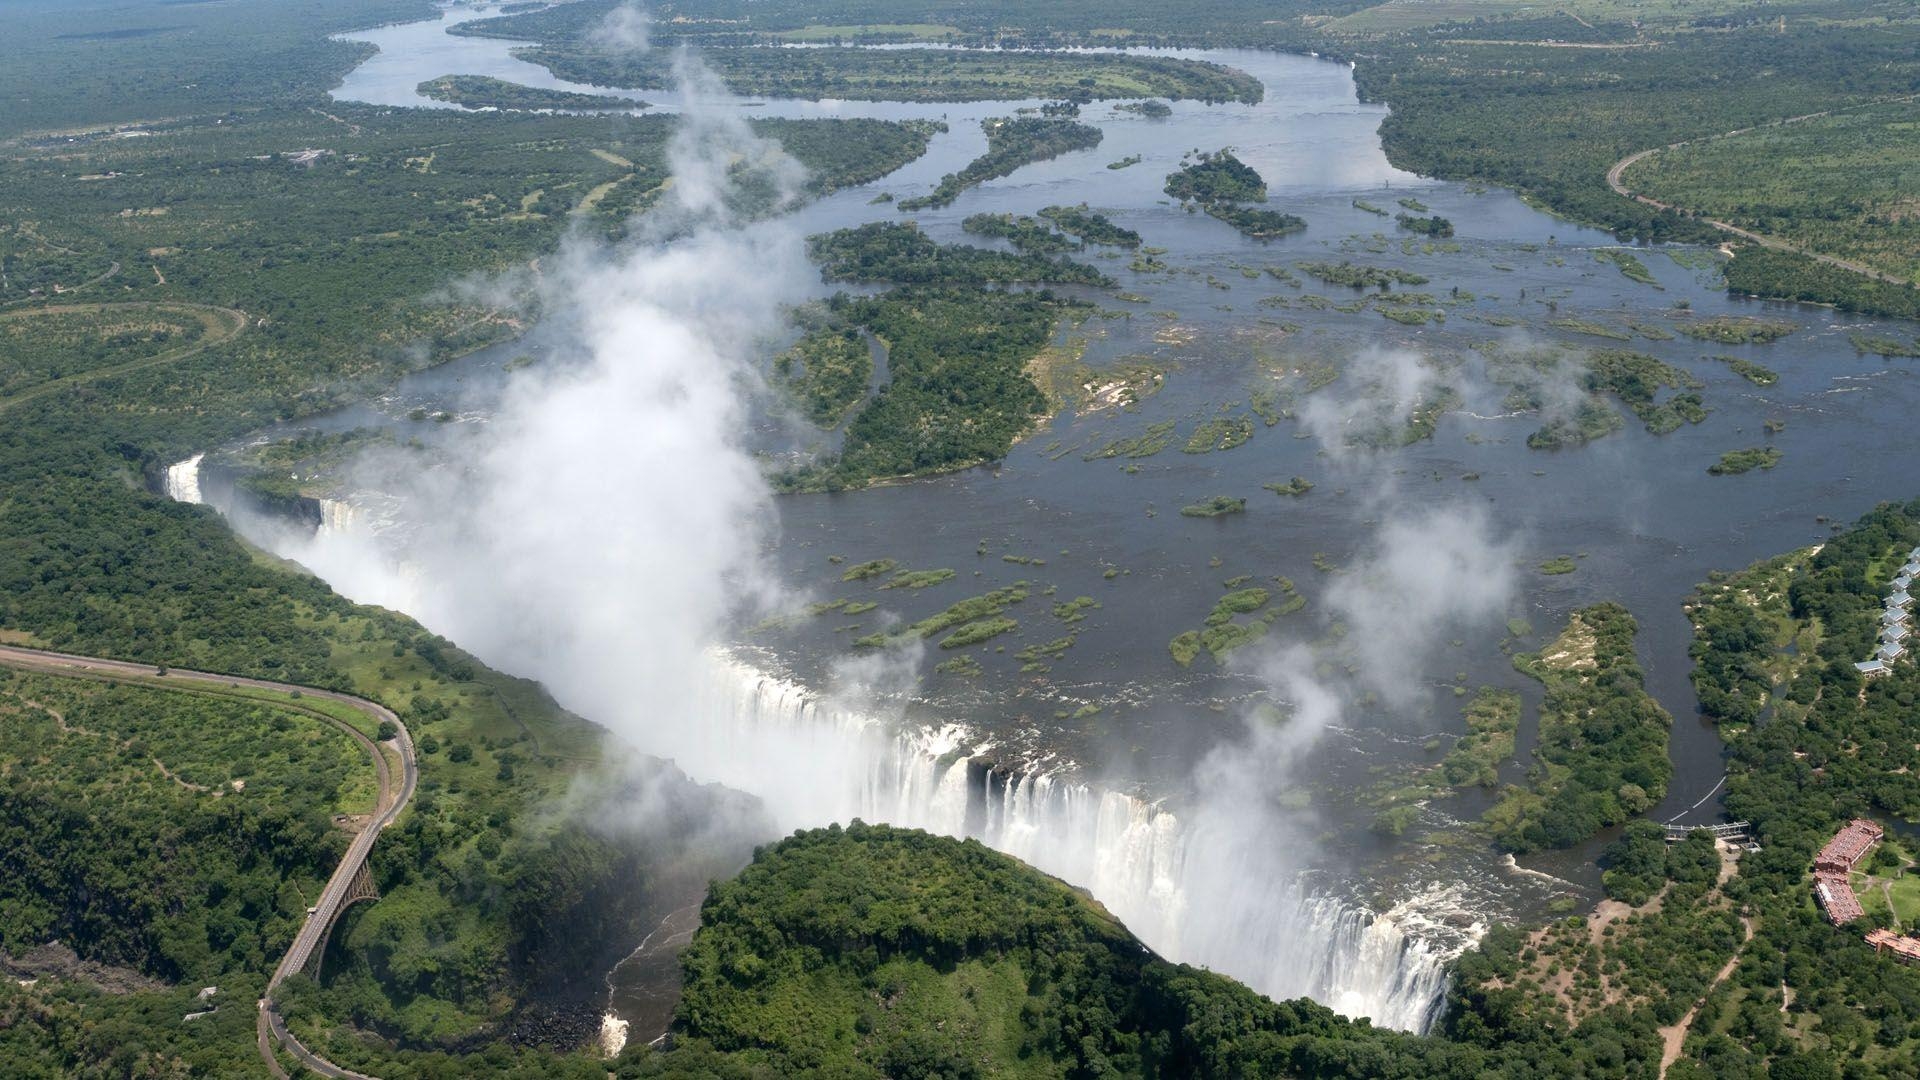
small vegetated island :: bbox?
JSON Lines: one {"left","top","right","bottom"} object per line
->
{"left": 1168, "top": 577, "right": 1304, "bottom": 667}
{"left": 807, "top": 221, "right": 1111, "bottom": 287}
{"left": 1163, "top": 150, "right": 1305, "bottom": 240}
{"left": 1709, "top": 446, "right": 1783, "bottom": 475}
{"left": 511, "top": 45, "right": 1264, "bottom": 105}
{"left": 1482, "top": 602, "right": 1672, "bottom": 852}
{"left": 415, "top": 74, "right": 644, "bottom": 111}
{"left": 898, "top": 117, "right": 1102, "bottom": 211}
{"left": 1524, "top": 349, "right": 1707, "bottom": 450}
{"left": 779, "top": 224, "right": 1104, "bottom": 491}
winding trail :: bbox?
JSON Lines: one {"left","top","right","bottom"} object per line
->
{"left": 0, "top": 644, "right": 416, "bottom": 1080}
{"left": 1606, "top": 101, "right": 1919, "bottom": 286}
{"left": 0, "top": 301, "right": 248, "bottom": 413}
{"left": 1657, "top": 913, "right": 1754, "bottom": 1076}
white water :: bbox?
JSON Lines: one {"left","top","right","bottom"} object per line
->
{"left": 317, "top": 498, "right": 359, "bottom": 540}
{"left": 165, "top": 454, "right": 204, "bottom": 505}
{"left": 597, "top": 1013, "right": 629, "bottom": 1059}
{"left": 672, "top": 653, "right": 1469, "bottom": 1032}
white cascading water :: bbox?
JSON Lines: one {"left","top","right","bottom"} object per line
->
{"left": 165, "top": 454, "right": 204, "bottom": 505}
{"left": 675, "top": 653, "right": 1468, "bottom": 1033}
{"left": 317, "top": 498, "right": 359, "bottom": 540}
{"left": 159, "top": 476, "right": 1467, "bottom": 1033}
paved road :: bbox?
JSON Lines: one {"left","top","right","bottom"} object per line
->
{"left": 0, "top": 645, "right": 416, "bottom": 1079}
{"left": 1606, "top": 102, "right": 1917, "bottom": 286}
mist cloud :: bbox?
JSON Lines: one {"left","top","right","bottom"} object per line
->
{"left": 593, "top": 1, "right": 652, "bottom": 54}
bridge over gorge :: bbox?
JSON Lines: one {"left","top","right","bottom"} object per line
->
{"left": 0, "top": 644, "right": 417, "bottom": 1080}
{"left": 1663, "top": 821, "right": 1754, "bottom": 843}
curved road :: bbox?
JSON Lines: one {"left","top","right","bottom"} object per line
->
{"left": 1606, "top": 100, "right": 1918, "bottom": 286}
{"left": 0, "top": 644, "right": 416, "bottom": 1079}
{"left": 0, "top": 301, "right": 249, "bottom": 414}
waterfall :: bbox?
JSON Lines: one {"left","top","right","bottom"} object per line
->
{"left": 165, "top": 454, "right": 204, "bottom": 505}
{"left": 186, "top": 476, "right": 1469, "bottom": 1033}
{"left": 317, "top": 497, "right": 359, "bottom": 539}
{"left": 674, "top": 652, "right": 1471, "bottom": 1033}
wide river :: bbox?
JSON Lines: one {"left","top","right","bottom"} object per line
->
{"left": 183, "top": 0, "right": 1920, "bottom": 1042}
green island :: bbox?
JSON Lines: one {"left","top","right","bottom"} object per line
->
{"left": 807, "top": 222, "right": 1112, "bottom": 286}
{"left": 1296, "top": 260, "right": 1428, "bottom": 289}
{"left": 1675, "top": 315, "right": 1798, "bottom": 345}
{"left": 1709, "top": 446, "right": 1784, "bottom": 475}
{"left": 899, "top": 117, "right": 1103, "bottom": 211}
{"left": 1168, "top": 578, "right": 1303, "bottom": 666}
{"left": 854, "top": 581, "right": 1030, "bottom": 649}
{"left": 775, "top": 286, "right": 1090, "bottom": 491}
{"left": 1264, "top": 476, "right": 1314, "bottom": 497}
{"left": 1038, "top": 203, "right": 1143, "bottom": 248}
{"left": 1482, "top": 603, "right": 1672, "bottom": 852}
{"left": 1394, "top": 211, "right": 1453, "bottom": 238}
{"left": 960, "top": 212, "right": 1081, "bottom": 255}
{"left": 416, "top": 74, "right": 644, "bottom": 111}
{"left": 1594, "top": 248, "right": 1659, "bottom": 286}
{"left": 1851, "top": 333, "right": 1920, "bottom": 358}
{"left": 1164, "top": 150, "right": 1306, "bottom": 239}
{"left": 509, "top": 45, "right": 1265, "bottom": 105}
{"left": 1714, "top": 354, "right": 1779, "bottom": 386}
{"left": 1178, "top": 494, "right": 1247, "bottom": 517}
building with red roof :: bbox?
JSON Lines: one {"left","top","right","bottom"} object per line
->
{"left": 1815, "top": 819, "right": 1883, "bottom": 875}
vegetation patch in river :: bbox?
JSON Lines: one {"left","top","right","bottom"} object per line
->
{"left": 1182, "top": 416, "right": 1253, "bottom": 454}
{"left": 1848, "top": 333, "right": 1920, "bottom": 358}
{"left": 1168, "top": 578, "right": 1303, "bottom": 667}
{"left": 1295, "top": 261, "right": 1428, "bottom": 290}
{"left": 774, "top": 287, "right": 1090, "bottom": 491}
{"left": 1710, "top": 355, "right": 1778, "bottom": 386}
{"left": 416, "top": 74, "right": 643, "bottom": 112}
{"left": 1085, "top": 419, "right": 1178, "bottom": 460}
{"left": 1394, "top": 212, "right": 1453, "bottom": 238}
{"left": 1483, "top": 603, "right": 1672, "bottom": 853}
{"left": 1163, "top": 151, "right": 1305, "bottom": 240}
{"left": 1178, "top": 495, "right": 1246, "bottom": 518}
{"left": 1038, "top": 205, "right": 1141, "bottom": 249}
{"left": 1674, "top": 315, "right": 1797, "bottom": 345}
{"left": 1708, "top": 447, "right": 1782, "bottom": 475}
{"left": 960, "top": 213, "right": 1080, "bottom": 256}
{"left": 1593, "top": 248, "right": 1659, "bottom": 287}
{"left": 808, "top": 222, "right": 1110, "bottom": 287}
{"left": 898, "top": 117, "right": 1102, "bottom": 211}
{"left": 855, "top": 582, "right": 1030, "bottom": 648}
